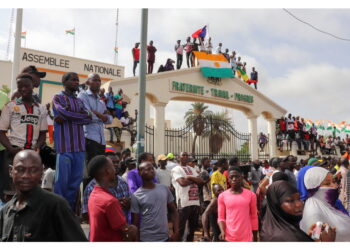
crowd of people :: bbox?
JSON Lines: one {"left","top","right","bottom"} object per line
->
{"left": 1, "top": 66, "right": 350, "bottom": 242}
{"left": 132, "top": 37, "right": 259, "bottom": 89}
{"left": 276, "top": 114, "right": 349, "bottom": 155}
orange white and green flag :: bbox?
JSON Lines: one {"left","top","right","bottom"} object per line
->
{"left": 305, "top": 119, "right": 313, "bottom": 129}
{"left": 114, "top": 47, "right": 118, "bottom": 53}
{"left": 65, "top": 28, "right": 75, "bottom": 35}
{"left": 193, "top": 51, "right": 234, "bottom": 78}
{"left": 21, "top": 31, "right": 27, "bottom": 39}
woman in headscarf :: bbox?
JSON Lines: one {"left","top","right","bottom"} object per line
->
{"left": 300, "top": 167, "right": 350, "bottom": 241}
{"left": 260, "top": 180, "right": 314, "bottom": 241}
{"left": 297, "top": 161, "right": 348, "bottom": 214}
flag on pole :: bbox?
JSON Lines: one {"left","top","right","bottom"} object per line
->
{"left": 315, "top": 120, "right": 325, "bottom": 130}
{"left": 344, "top": 124, "right": 350, "bottom": 133}
{"left": 21, "top": 31, "right": 27, "bottom": 39}
{"left": 193, "top": 51, "right": 234, "bottom": 78}
{"left": 192, "top": 26, "right": 207, "bottom": 38}
{"left": 114, "top": 47, "right": 118, "bottom": 53}
{"left": 65, "top": 28, "right": 75, "bottom": 35}
{"left": 305, "top": 119, "right": 313, "bottom": 129}
{"left": 326, "top": 121, "right": 334, "bottom": 130}
{"left": 236, "top": 68, "right": 249, "bottom": 82}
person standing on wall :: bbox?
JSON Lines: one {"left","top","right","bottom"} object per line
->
{"left": 175, "top": 40, "right": 184, "bottom": 70}
{"left": 147, "top": 40, "right": 157, "bottom": 74}
{"left": 132, "top": 43, "right": 140, "bottom": 77}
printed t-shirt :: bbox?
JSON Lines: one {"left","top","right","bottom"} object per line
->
{"left": 0, "top": 98, "right": 47, "bottom": 149}
{"left": 171, "top": 165, "right": 199, "bottom": 208}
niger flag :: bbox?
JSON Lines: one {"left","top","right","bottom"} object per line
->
{"left": 193, "top": 51, "right": 234, "bottom": 78}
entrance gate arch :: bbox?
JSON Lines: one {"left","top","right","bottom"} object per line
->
{"left": 106, "top": 67, "right": 287, "bottom": 159}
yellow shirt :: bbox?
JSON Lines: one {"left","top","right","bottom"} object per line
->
{"left": 210, "top": 170, "right": 227, "bottom": 197}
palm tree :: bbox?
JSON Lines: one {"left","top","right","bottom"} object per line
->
{"left": 184, "top": 102, "right": 212, "bottom": 156}
{"left": 202, "top": 111, "right": 233, "bottom": 155}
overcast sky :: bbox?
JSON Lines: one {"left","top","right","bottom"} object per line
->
{"left": 1, "top": 7, "right": 350, "bottom": 133}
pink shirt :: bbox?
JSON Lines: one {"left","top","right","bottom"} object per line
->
{"left": 217, "top": 188, "right": 258, "bottom": 242}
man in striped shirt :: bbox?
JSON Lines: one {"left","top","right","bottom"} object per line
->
{"left": 52, "top": 72, "right": 92, "bottom": 211}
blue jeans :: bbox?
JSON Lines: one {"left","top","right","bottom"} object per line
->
{"left": 54, "top": 152, "right": 85, "bottom": 211}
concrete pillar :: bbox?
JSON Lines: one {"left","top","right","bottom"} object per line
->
{"left": 153, "top": 102, "right": 167, "bottom": 156}
{"left": 248, "top": 115, "right": 258, "bottom": 160}
{"left": 267, "top": 118, "right": 277, "bottom": 157}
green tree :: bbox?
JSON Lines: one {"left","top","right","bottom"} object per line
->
{"left": 202, "top": 111, "right": 233, "bottom": 155}
{"left": 184, "top": 102, "right": 212, "bottom": 156}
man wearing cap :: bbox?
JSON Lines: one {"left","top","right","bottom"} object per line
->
{"left": 122, "top": 157, "right": 137, "bottom": 181}
{"left": 166, "top": 153, "right": 178, "bottom": 170}
{"left": 11, "top": 65, "right": 46, "bottom": 103}
{"left": 0, "top": 73, "right": 47, "bottom": 163}
{"left": 156, "top": 154, "right": 171, "bottom": 188}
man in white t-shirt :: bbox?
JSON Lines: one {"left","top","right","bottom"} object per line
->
{"left": 171, "top": 152, "right": 205, "bottom": 241}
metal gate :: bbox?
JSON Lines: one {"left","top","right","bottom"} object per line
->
{"left": 145, "top": 124, "right": 154, "bottom": 154}
{"left": 164, "top": 118, "right": 251, "bottom": 162}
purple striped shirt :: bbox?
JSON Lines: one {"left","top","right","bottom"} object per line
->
{"left": 52, "top": 91, "right": 92, "bottom": 153}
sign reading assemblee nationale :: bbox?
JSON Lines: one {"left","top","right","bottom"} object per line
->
{"left": 20, "top": 48, "right": 124, "bottom": 78}
{"left": 171, "top": 81, "right": 254, "bottom": 104}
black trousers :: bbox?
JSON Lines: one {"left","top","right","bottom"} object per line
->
{"left": 176, "top": 54, "right": 183, "bottom": 69}
{"left": 133, "top": 60, "right": 139, "bottom": 76}
{"left": 83, "top": 139, "right": 106, "bottom": 189}
{"left": 178, "top": 205, "right": 199, "bottom": 242}
{"left": 186, "top": 52, "right": 192, "bottom": 68}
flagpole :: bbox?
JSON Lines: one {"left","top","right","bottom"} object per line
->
{"left": 10, "top": 8, "right": 23, "bottom": 96}
{"left": 136, "top": 8, "right": 148, "bottom": 161}
{"left": 73, "top": 27, "right": 75, "bottom": 57}
{"left": 114, "top": 9, "right": 119, "bottom": 65}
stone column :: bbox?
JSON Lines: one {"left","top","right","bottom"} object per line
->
{"left": 267, "top": 118, "right": 277, "bottom": 157}
{"left": 153, "top": 102, "right": 167, "bottom": 156}
{"left": 248, "top": 115, "right": 259, "bottom": 160}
